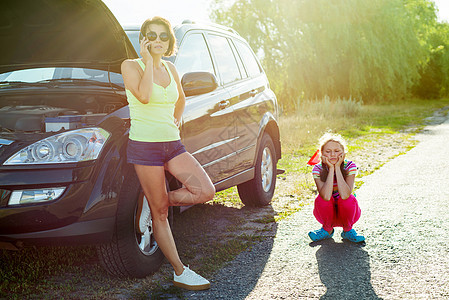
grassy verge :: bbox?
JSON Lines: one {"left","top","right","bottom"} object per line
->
{"left": 1, "top": 98, "right": 448, "bottom": 298}
{"left": 273, "top": 98, "right": 449, "bottom": 219}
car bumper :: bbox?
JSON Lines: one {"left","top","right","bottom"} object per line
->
{"left": 0, "top": 149, "right": 125, "bottom": 245}
{"left": 0, "top": 216, "right": 115, "bottom": 249}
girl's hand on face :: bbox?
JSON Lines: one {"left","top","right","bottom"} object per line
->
{"left": 336, "top": 153, "right": 345, "bottom": 167}
{"left": 140, "top": 38, "right": 153, "bottom": 65}
{"left": 321, "top": 156, "right": 334, "bottom": 168}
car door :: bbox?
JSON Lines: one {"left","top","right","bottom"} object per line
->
{"left": 175, "top": 31, "right": 236, "bottom": 183}
{"left": 206, "top": 33, "right": 258, "bottom": 178}
{"left": 229, "top": 38, "right": 276, "bottom": 172}
{"left": 207, "top": 34, "right": 272, "bottom": 174}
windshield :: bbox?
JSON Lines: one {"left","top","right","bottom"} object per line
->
{"left": 0, "top": 67, "right": 124, "bottom": 86}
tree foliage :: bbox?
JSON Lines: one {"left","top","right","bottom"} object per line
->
{"left": 211, "top": 0, "right": 448, "bottom": 109}
{"left": 404, "top": 0, "right": 449, "bottom": 99}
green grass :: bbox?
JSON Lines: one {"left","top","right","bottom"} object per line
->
{"left": 253, "top": 215, "right": 276, "bottom": 224}
{"left": 271, "top": 97, "right": 449, "bottom": 222}
{"left": 280, "top": 97, "right": 449, "bottom": 153}
{"left": 196, "top": 234, "right": 262, "bottom": 275}
{"left": 213, "top": 186, "right": 241, "bottom": 207}
{"left": 0, "top": 246, "right": 134, "bottom": 298}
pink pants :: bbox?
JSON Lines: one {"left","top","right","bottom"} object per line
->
{"left": 313, "top": 194, "right": 361, "bottom": 232}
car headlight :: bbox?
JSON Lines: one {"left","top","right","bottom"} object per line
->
{"left": 3, "top": 128, "right": 110, "bottom": 165}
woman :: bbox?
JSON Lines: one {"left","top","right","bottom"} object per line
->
{"left": 308, "top": 133, "right": 365, "bottom": 243}
{"left": 121, "top": 16, "right": 215, "bottom": 290}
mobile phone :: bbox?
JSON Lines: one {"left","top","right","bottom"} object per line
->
{"left": 139, "top": 32, "right": 151, "bottom": 51}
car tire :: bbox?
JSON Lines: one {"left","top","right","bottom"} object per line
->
{"left": 97, "top": 166, "right": 172, "bottom": 278}
{"left": 237, "top": 133, "right": 277, "bottom": 207}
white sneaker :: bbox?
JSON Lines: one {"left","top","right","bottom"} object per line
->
{"left": 138, "top": 197, "right": 151, "bottom": 234}
{"left": 173, "top": 266, "right": 210, "bottom": 290}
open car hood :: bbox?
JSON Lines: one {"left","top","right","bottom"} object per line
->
{"left": 0, "top": 0, "right": 137, "bottom": 74}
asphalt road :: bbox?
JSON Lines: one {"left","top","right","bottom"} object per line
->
{"left": 184, "top": 117, "right": 449, "bottom": 299}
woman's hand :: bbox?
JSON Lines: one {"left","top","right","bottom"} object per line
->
{"left": 140, "top": 37, "right": 153, "bottom": 65}
{"left": 336, "top": 153, "right": 345, "bottom": 167}
{"left": 174, "top": 117, "right": 181, "bottom": 128}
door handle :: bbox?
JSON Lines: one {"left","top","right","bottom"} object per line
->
{"left": 249, "top": 90, "right": 257, "bottom": 97}
{"left": 218, "top": 100, "right": 230, "bottom": 109}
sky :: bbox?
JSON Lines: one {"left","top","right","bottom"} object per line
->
{"left": 103, "top": 0, "right": 449, "bottom": 26}
{"left": 433, "top": 0, "right": 449, "bottom": 22}
{"left": 102, "top": 0, "right": 215, "bottom": 26}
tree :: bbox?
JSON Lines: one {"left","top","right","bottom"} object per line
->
{"left": 412, "top": 22, "right": 449, "bottom": 98}
{"left": 403, "top": 0, "right": 449, "bottom": 98}
{"left": 212, "top": 0, "right": 436, "bottom": 109}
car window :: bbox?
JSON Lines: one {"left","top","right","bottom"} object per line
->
{"left": 175, "top": 33, "right": 215, "bottom": 79}
{"left": 234, "top": 40, "right": 262, "bottom": 77}
{"left": 229, "top": 41, "right": 247, "bottom": 79}
{"left": 126, "top": 30, "right": 141, "bottom": 55}
{"left": 207, "top": 34, "right": 242, "bottom": 85}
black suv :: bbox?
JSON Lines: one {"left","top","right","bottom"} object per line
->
{"left": 0, "top": 0, "right": 281, "bottom": 278}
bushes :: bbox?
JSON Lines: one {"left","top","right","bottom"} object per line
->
{"left": 297, "top": 96, "right": 363, "bottom": 119}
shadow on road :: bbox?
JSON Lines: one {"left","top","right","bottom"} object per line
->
{"left": 176, "top": 203, "right": 278, "bottom": 299}
{"left": 0, "top": 201, "right": 278, "bottom": 298}
{"left": 311, "top": 239, "right": 382, "bottom": 300}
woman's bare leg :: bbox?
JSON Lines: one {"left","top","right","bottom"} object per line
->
{"left": 134, "top": 164, "right": 184, "bottom": 275}
{"left": 165, "top": 152, "right": 215, "bottom": 206}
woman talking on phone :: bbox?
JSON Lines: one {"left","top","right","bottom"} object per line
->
{"left": 121, "top": 16, "right": 215, "bottom": 290}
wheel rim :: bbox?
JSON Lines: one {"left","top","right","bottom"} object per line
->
{"left": 261, "top": 146, "right": 274, "bottom": 192}
{"left": 135, "top": 195, "right": 158, "bottom": 255}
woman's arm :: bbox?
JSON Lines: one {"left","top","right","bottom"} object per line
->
{"left": 121, "top": 38, "right": 154, "bottom": 104}
{"left": 314, "top": 157, "right": 335, "bottom": 201}
{"left": 167, "top": 61, "right": 186, "bottom": 127}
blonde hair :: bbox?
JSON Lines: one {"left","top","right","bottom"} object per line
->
{"left": 318, "top": 132, "right": 347, "bottom": 154}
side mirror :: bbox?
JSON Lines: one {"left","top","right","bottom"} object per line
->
{"left": 181, "top": 71, "right": 218, "bottom": 97}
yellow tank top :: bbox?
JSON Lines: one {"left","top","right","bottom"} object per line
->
{"left": 126, "top": 59, "right": 180, "bottom": 142}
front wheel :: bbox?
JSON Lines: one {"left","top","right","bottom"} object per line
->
{"left": 97, "top": 167, "right": 171, "bottom": 278}
{"left": 237, "top": 133, "right": 277, "bottom": 207}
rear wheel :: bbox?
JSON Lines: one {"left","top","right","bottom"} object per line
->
{"left": 237, "top": 133, "right": 277, "bottom": 207}
{"left": 97, "top": 167, "right": 171, "bottom": 278}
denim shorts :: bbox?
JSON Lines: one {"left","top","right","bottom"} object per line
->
{"left": 127, "top": 139, "right": 186, "bottom": 166}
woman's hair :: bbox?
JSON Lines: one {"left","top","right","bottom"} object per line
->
{"left": 318, "top": 132, "right": 348, "bottom": 181}
{"left": 140, "top": 16, "right": 177, "bottom": 56}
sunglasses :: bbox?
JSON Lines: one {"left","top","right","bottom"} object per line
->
{"left": 146, "top": 31, "right": 170, "bottom": 42}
